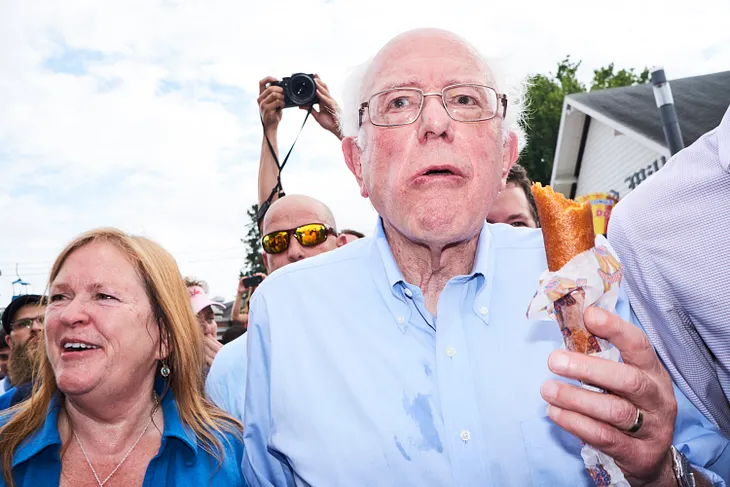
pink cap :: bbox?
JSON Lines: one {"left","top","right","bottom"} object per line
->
{"left": 188, "top": 286, "right": 225, "bottom": 315}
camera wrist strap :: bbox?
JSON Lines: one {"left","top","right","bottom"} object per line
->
{"left": 257, "top": 104, "right": 314, "bottom": 224}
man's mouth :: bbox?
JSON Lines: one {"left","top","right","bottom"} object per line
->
{"left": 423, "top": 168, "right": 456, "bottom": 176}
{"left": 412, "top": 165, "right": 465, "bottom": 184}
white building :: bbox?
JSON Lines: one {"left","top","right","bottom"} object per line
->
{"left": 550, "top": 71, "right": 730, "bottom": 199}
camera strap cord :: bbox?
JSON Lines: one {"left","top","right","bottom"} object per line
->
{"left": 257, "top": 104, "right": 315, "bottom": 225}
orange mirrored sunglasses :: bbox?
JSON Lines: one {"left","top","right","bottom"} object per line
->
{"left": 262, "top": 223, "right": 336, "bottom": 254}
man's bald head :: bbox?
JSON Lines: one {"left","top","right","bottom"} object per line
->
{"left": 261, "top": 194, "right": 339, "bottom": 273}
{"left": 362, "top": 29, "right": 490, "bottom": 101}
{"left": 263, "top": 194, "right": 337, "bottom": 235}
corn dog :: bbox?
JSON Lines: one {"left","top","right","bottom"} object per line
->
{"left": 531, "top": 183, "right": 594, "bottom": 272}
{"left": 531, "top": 183, "right": 600, "bottom": 354}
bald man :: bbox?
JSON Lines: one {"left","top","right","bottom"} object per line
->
{"left": 206, "top": 194, "right": 340, "bottom": 419}
{"left": 261, "top": 194, "right": 339, "bottom": 273}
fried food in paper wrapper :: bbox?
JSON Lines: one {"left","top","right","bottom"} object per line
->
{"left": 527, "top": 184, "right": 628, "bottom": 487}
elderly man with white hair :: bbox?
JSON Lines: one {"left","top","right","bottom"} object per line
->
{"left": 240, "top": 29, "right": 729, "bottom": 486}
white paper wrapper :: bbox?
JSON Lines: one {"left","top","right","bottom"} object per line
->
{"left": 527, "top": 235, "right": 628, "bottom": 486}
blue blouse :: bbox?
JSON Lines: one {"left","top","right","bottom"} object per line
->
{"left": 0, "top": 384, "right": 246, "bottom": 487}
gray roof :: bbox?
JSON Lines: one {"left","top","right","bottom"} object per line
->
{"left": 568, "top": 71, "right": 730, "bottom": 147}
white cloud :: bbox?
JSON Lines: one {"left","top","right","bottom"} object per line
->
{"left": 1, "top": 0, "right": 728, "bottom": 302}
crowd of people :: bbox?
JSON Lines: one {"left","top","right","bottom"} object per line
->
{"left": 0, "top": 27, "right": 728, "bottom": 487}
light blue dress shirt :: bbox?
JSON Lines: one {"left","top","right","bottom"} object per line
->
{"left": 0, "top": 377, "right": 11, "bottom": 395}
{"left": 206, "top": 332, "right": 248, "bottom": 420}
{"left": 242, "top": 220, "right": 730, "bottom": 486}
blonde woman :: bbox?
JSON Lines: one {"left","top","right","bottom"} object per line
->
{"left": 0, "top": 228, "right": 245, "bottom": 487}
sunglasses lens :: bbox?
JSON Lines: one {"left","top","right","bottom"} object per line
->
{"left": 296, "top": 224, "right": 328, "bottom": 247}
{"left": 263, "top": 231, "right": 290, "bottom": 254}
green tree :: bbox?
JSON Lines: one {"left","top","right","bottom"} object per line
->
{"left": 519, "top": 57, "right": 648, "bottom": 184}
{"left": 590, "top": 63, "right": 649, "bottom": 91}
{"left": 244, "top": 203, "right": 266, "bottom": 275}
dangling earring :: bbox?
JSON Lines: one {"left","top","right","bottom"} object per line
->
{"left": 160, "top": 361, "right": 171, "bottom": 378}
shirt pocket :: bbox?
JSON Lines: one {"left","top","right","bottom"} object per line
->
{"left": 520, "top": 417, "right": 593, "bottom": 486}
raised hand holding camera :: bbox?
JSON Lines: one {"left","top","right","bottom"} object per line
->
{"left": 300, "top": 75, "right": 343, "bottom": 140}
{"left": 258, "top": 76, "right": 285, "bottom": 133}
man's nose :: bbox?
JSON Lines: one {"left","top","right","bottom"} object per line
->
{"left": 287, "top": 238, "right": 307, "bottom": 263}
{"left": 30, "top": 318, "right": 43, "bottom": 332}
{"left": 417, "top": 95, "right": 454, "bottom": 142}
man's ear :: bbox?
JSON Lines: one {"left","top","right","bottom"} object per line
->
{"left": 262, "top": 251, "right": 272, "bottom": 273}
{"left": 5, "top": 334, "right": 12, "bottom": 350}
{"left": 500, "top": 132, "right": 520, "bottom": 190}
{"left": 342, "top": 136, "right": 369, "bottom": 198}
{"left": 336, "top": 233, "right": 348, "bottom": 247}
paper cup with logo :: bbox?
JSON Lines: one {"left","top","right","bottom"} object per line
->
{"left": 576, "top": 192, "right": 619, "bottom": 236}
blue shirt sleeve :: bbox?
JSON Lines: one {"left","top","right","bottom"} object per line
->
{"left": 629, "top": 307, "right": 730, "bottom": 485}
{"left": 242, "top": 294, "right": 296, "bottom": 487}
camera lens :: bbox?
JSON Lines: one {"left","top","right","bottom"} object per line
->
{"left": 287, "top": 73, "right": 317, "bottom": 106}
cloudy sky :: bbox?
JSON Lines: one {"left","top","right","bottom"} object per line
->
{"left": 1, "top": 0, "right": 728, "bottom": 302}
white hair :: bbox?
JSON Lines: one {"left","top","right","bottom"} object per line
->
{"left": 339, "top": 49, "right": 528, "bottom": 153}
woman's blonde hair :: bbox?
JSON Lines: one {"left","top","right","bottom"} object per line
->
{"left": 0, "top": 228, "right": 242, "bottom": 486}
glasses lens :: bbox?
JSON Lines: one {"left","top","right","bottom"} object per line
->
{"left": 369, "top": 89, "right": 422, "bottom": 126}
{"left": 36, "top": 315, "right": 45, "bottom": 325}
{"left": 262, "top": 231, "right": 290, "bottom": 254}
{"left": 11, "top": 319, "right": 31, "bottom": 330}
{"left": 443, "top": 85, "right": 498, "bottom": 121}
{"left": 295, "top": 224, "right": 328, "bottom": 247}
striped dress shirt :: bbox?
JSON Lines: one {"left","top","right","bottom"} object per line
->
{"left": 609, "top": 105, "right": 730, "bottom": 436}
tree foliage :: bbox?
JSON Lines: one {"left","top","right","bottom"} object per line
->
{"left": 244, "top": 203, "right": 266, "bottom": 275}
{"left": 519, "top": 57, "right": 649, "bottom": 184}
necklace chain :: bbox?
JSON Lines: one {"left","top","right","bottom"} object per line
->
{"left": 73, "top": 397, "right": 159, "bottom": 487}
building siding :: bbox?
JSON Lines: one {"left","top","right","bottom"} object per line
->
{"left": 575, "top": 119, "right": 665, "bottom": 199}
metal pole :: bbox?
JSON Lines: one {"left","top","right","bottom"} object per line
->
{"left": 650, "top": 67, "right": 684, "bottom": 156}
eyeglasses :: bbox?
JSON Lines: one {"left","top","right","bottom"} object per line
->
{"left": 262, "top": 223, "right": 336, "bottom": 254}
{"left": 359, "top": 84, "right": 507, "bottom": 128}
{"left": 10, "top": 315, "right": 45, "bottom": 331}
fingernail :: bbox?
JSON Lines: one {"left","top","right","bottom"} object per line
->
{"left": 549, "top": 351, "right": 569, "bottom": 372}
{"left": 541, "top": 380, "right": 559, "bottom": 400}
{"left": 586, "top": 307, "right": 607, "bottom": 326}
{"left": 546, "top": 404, "right": 559, "bottom": 419}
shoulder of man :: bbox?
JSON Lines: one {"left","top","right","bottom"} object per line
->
{"left": 254, "top": 237, "right": 372, "bottom": 297}
{"left": 0, "top": 387, "right": 16, "bottom": 416}
{"left": 487, "top": 224, "right": 545, "bottom": 251}
{"left": 610, "top": 119, "right": 725, "bottom": 239}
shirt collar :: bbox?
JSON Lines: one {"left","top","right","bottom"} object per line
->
{"left": 155, "top": 379, "right": 199, "bottom": 462}
{"left": 372, "top": 218, "right": 493, "bottom": 286}
{"left": 12, "top": 379, "right": 198, "bottom": 468}
{"left": 13, "top": 392, "right": 63, "bottom": 467}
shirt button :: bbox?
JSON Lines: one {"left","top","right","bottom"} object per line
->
{"left": 479, "top": 306, "right": 488, "bottom": 315}
{"left": 404, "top": 288, "right": 413, "bottom": 298}
{"left": 460, "top": 430, "right": 471, "bottom": 442}
{"left": 397, "top": 316, "right": 405, "bottom": 324}
{"left": 445, "top": 347, "right": 456, "bottom": 357}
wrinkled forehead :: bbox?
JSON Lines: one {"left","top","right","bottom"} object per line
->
{"left": 363, "top": 34, "right": 493, "bottom": 99}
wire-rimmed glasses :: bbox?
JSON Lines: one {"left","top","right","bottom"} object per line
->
{"left": 359, "top": 84, "right": 507, "bottom": 127}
